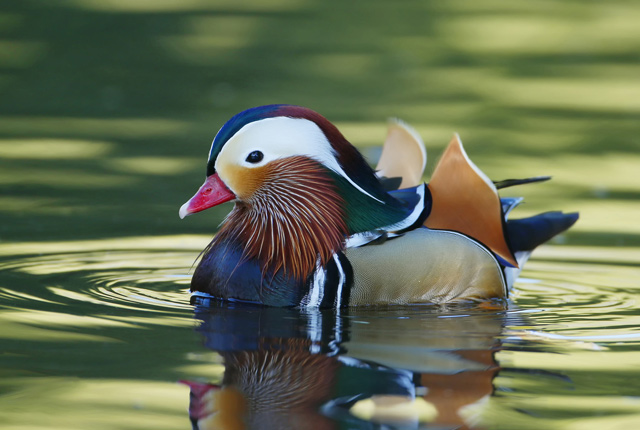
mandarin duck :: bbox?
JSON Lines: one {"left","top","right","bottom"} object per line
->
{"left": 180, "top": 105, "right": 578, "bottom": 307}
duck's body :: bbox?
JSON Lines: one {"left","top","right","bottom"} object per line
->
{"left": 180, "top": 105, "right": 578, "bottom": 308}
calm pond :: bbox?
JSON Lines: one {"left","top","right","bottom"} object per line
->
{"left": 1, "top": 237, "right": 639, "bottom": 429}
{"left": 1, "top": 0, "right": 640, "bottom": 428}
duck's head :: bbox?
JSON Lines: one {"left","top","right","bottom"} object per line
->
{"left": 180, "top": 105, "right": 401, "bottom": 225}
{"left": 179, "top": 105, "right": 407, "bottom": 279}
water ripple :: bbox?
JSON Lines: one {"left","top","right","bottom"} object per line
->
{"left": 508, "top": 249, "right": 640, "bottom": 347}
{"left": 0, "top": 236, "right": 205, "bottom": 313}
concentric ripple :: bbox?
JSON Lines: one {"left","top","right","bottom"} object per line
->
{"left": 505, "top": 245, "right": 640, "bottom": 347}
{"left": 0, "top": 235, "right": 210, "bottom": 314}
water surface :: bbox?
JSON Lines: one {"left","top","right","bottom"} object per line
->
{"left": 1, "top": 0, "right": 639, "bottom": 428}
{"left": 1, "top": 238, "right": 639, "bottom": 429}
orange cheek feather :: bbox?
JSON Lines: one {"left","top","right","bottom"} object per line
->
{"left": 218, "top": 164, "right": 270, "bottom": 200}
{"left": 213, "top": 156, "right": 347, "bottom": 280}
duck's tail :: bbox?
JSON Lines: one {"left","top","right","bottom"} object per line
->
{"left": 506, "top": 211, "right": 579, "bottom": 253}
{"left": 502, "top": 211, "right": 579, "bottom": 288}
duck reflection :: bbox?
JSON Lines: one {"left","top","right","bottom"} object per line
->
{"left": 183, "top": 300, "right": 512, "bottom": 429}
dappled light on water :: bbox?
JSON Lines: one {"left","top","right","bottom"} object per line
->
{"left": 1, "top": 0, "right": 639, "bottom": 428}
{"left": 1, "top": 236, "right": 640, "bottom": 428}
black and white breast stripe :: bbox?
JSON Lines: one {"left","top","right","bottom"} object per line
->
{"left": 300, "top": 253, "right": 353, "bottom": 309}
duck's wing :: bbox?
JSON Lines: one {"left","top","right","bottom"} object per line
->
{"left": 375, "top": 119, "right": 427, "bottom": 190}
{"left": 345, "top": 183, "right": 431, "bottom": 248}
{"left": 424, "top": 134, "right": 519, "bottom": 268}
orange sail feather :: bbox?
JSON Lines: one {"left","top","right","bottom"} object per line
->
{"left": 425, "top": 134, "right": 518, "bottom": 268}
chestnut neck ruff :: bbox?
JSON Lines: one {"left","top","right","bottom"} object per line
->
{"left": 213, "top": 157, "right": 348, "bottom": 281}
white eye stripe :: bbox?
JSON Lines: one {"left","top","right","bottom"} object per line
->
{"left": 217, "top": 117, "right": 333, "bottom": 168}
{"left": 215, "top": 117, "right": 383, "bottom": 203}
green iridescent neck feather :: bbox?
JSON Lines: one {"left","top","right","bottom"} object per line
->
{"left": 329, "top": 171, "right": 410, "bottom": 235}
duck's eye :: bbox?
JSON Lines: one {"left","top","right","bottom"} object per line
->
{"left": 245, "top": 150, "right": 264, "bottom": 164}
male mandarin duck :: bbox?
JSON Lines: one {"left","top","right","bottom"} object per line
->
{"left": 180, "top": 105, "right": 578, "bottom": 308}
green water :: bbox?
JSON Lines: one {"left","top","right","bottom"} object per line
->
{"left": 1, "top": 0, "right": 640, "bottom": 428}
